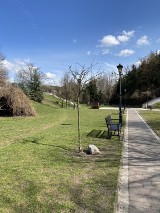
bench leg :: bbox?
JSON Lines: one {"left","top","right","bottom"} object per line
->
{"left": 107, "top": 128, "right": 112, "bottom": 139}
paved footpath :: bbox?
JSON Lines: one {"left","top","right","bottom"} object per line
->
{"left": 116, "top": 108, "right": 160, "bottom": 213}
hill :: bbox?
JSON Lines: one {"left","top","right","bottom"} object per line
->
{"left": 0, "top": 93, "right": 122, "bottom": 212}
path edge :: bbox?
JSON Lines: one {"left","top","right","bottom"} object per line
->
{"left": 136, "top": 109, "right": 160, "bottom": 143}
{"left": 114, "top": 110, "right": 129, "bottom": 213}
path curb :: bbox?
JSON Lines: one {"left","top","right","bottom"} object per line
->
{"left": 114, "top": 110, "right": 129, "bottom": 213}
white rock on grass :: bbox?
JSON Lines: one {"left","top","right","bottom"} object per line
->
{"left": 88, "top": 145, "right": 101, "bottom": 155}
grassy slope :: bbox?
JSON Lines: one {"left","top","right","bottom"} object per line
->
{"left": 152, "top": 102, "right": 160, "bottom": 109}
{"left": 0, "top": 95, "right": 122, "bottom": 213}
{"left": 139, "top": 110, "right": 160, "bottom": 137}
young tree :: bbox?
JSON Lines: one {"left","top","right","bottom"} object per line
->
{"left": 69, "top": 63, "right": 101, "bottom": 152}
{"left": 16, "top": 63, "right": 43, "bottom": 103}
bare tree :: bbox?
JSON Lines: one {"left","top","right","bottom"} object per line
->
{"left": 60, "top": 72, "right": 78, "bottom": 108}
{"left": 61, "top": 72, "right": 72, "bottom": 107}
{"left": 97, "top": 73, "right": 115, "bottom": 104}
{"left": 69, "top": 63, "right": 101, "bottom": 152}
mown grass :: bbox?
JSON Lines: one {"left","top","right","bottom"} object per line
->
{"left": 152, "top": 102, "right": 160, "bottom": 109}
{"left": 0, "top": 96, "right": 122, "bottom": 213}
{"left": 139, "top": 110, "right": 160, "bottom": 137}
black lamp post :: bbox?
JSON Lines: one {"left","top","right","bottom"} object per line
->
{"left": 117, "top": 64, "right": 123, "bottom": 125}
{"left": 124, "top": 89, "right": 127, "bottom": 110}
{"left": 124, "top": 88, "right": 126, "bottom": 111}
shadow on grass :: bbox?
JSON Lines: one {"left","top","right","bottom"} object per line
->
{"left": 21, "top": 137, "right": 71, "bottom": 151}
{"left": 87, "top": 129, "right": 109, "bottom": 139}
{"left": 1, "top": 138, "right": 122, "bottom": 212}
{"left": 61, "top": 123, "right": 72, "bottom": 125}
{"left": 87, "top": 129, "right": 124, "bottom": 141}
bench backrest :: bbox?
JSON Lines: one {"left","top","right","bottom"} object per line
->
{"left": 105, "top": 115, "right": 111, "bottom": 125}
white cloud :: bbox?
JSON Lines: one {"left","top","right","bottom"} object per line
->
{"left": 99, "top": 30, "right": 135, "bottom": 47}
{"left": 137, "top": 35, "right": 150, "bottom": 46}
{"left": 125, "top": 30, "right": 135, "bottom": 37}
{"left": 1, "top": 59, "right": 30, "bottom": 83}
{"left": 2, "top": 59, "right": 30, "bottom": 73}
{"left": 117, "top": 30, "right": 135, "bottom": 43}
{"left": 2, "top": 60, "right": 15, "bottom": 70}
{"left": 105, "top": 62, "right": 116, "bottom": 70}
{"left": 117, "top": 34, "right": 129, "bottom": 43}
{"left": 118, "top": 49, "right": 135, "bottom": 57}
{"left": 100, "top": 35, "right": 120, "bottom": 47}
{"left": 2, "top": 59, "right": 58, "bottom": 85}
{"left": 44, "top": 72, "right": 57, "bottom": 85}
{"left": 46, "top": 72, "right": 56, "bottom": 79}
{"left": 134, "top": 60, "right": 142, "bottom": 67}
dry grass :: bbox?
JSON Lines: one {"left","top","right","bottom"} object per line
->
{"left": 0, "top": 84, "right": 35, "bottom": 116}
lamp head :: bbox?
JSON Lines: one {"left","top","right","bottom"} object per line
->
{"left": 117, "top": 64, "right": 123, "bottom": 74}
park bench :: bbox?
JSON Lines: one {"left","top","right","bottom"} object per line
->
{"left": 105, "top": 115, "right": 122, "bottom": 138}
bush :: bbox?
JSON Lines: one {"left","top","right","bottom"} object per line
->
{"left": 0, "top": 85, "right": 35, "bottom": 116}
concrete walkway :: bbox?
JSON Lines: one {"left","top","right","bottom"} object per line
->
{"left": 116, "top": 108, "right": 160, "bottom": 213}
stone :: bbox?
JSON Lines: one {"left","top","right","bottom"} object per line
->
{"left": 88, "top": 144, "right": 101, "bottom": 155}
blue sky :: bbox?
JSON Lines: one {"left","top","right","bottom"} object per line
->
{"left": 1, "top": 0, "right": 160, "bottom": 84}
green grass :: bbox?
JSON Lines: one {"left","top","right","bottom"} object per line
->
{"left": 0, "top": 95, "right": 122, "bottom": 213}
{"left": 152, "top": 102, "right": 160, "bottom": 109}
{"left": 139, "top": 110, "right": 160, "bottom": 137}
{"left": 43, "top": 93, "right": 63, "bottom": 108}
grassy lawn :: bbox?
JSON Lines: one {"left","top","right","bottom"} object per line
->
{"left": 139, "top": 110, "right": 160, "bottom": 137}
{"left": 0, "top": 96, "right": 122, "bottom": 213}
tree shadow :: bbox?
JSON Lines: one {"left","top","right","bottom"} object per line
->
{"left": 61, "top": 123, "right": 72, "bottom": 125}
{"left": 21, "top": 137, "right": 71, "bottom": 151}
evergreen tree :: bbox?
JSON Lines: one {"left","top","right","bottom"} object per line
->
{"left": 0, "top": 52, "right": 8, "bottom": 85}
{"left": 111, "top": 51, "right": 160, "bottom": 106}
{"left": 16, "top": 64, "right": 43, "bottom": 103}
{"left": 87, "top": 79, "right": 99, "bottom": 103}
{"left": 28, "top": 68, "right": 43, "bottom": 102}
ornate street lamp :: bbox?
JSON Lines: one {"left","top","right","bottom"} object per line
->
{"left": 117, "top": 64, "right": 123, "bottom": 125}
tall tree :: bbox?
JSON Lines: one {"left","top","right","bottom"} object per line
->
{"left": 0, "top": 52, "right": 8, "bottom": 85}
{"left": 111, "top": 51, "right": 160, "bottom": 106}
{"left": 60, "top": 72, "right": 77, "bottom": 107}
{"left": 98, "top": 73, "right": 115, "bottom": 104}
{"left": 16, "top": 63, "right": 43, "bottom": 103}
{"left": 86, "top": 78, "right": 99, "bottom": 103}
